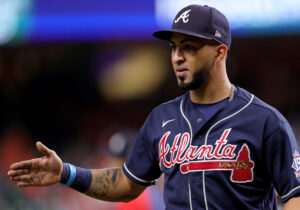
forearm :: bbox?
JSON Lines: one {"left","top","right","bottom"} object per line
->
{"left": 84, "top": 167, "right": 146, "bottom": 202}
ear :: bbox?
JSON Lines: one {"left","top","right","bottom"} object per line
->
{"left": 214, "top": 44, "right": 228, "bottom": 62}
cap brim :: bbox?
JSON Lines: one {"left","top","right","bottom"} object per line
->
{"left": 153, "top": 29, "right": 212, "bottom": 41}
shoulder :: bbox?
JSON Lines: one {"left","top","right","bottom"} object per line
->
{"left": 140, "top": 94, "right": 186, "bottom": 129}
{"left": 236, "top": 87, "right": 287, "bottom": 126}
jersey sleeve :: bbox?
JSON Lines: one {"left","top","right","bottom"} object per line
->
{"left": 264, "top": 120, "right": 300, "bottom": 203}
{"left": 122, "top": 111, "right": 162, "bottom": 186}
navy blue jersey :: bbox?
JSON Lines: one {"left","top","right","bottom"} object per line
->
{"left": 122, "top": 87, "right": 300, "bottom": 210}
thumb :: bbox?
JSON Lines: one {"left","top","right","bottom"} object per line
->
{"left": 36, "top": 141, "right": 52, "bottom": 157}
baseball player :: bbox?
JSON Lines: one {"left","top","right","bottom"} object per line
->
{"left": 7, "top": 4, "right": 300, "bottom": 210}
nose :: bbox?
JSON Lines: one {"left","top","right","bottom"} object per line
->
{"left": 172, "top": 47, "right": 185, "bottom": 64}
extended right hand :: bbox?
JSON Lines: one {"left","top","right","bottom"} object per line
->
{"left": 7, "top": 141, "right": 63, "bottom": 187}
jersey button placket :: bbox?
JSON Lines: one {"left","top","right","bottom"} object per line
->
{"left": 189, "top": 134, "right": 206, "bottom": 209}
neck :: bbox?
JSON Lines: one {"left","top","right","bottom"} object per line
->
{"left": 189, "top": 70, "right": 232, "bottom": 104}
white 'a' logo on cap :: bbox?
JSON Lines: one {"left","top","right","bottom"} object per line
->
{"left": 174, "top": 9, "right": 191, "bottom": 23}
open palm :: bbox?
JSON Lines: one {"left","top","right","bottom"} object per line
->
{"left": 8, "top": 141, "right": 63, "bottom": 187}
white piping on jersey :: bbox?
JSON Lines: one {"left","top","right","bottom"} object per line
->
{"left": 202, "top": 94, "right": 254, "bottom": 210}
{"left": 180, "top": 99, "right": 194, "bottom": 210}
{"left": 123, "top": 163, "right": 154, "bottom": 184}
{"left": 281, "top": 185, "right": 300, "bottom": 199}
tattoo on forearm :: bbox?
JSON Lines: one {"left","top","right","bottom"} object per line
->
{"left": 85, "top": 168, "right": 122, "bottom": 200}
{"left": 111, "top": 168, "right": 118, "bottom": 184}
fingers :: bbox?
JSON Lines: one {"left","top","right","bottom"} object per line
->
{"left": 10, "top": 160, "right": 32, "bottom": 170}
{"left": 8, "top": 167, "right": 31, "bottom": 185}
{"left": 36, "top": 141, "right": 53, "bottom": 157}
{"left": 17, "top": 182, "right": 31, "bottom": 187}
{"left": 10, "top": 174, "right": 38, "bottom": 187}
{"left": 8, "top": 169, "right": 30, "bottom": 177}
{"left": 10, "top": 174, "right": 32, "bottom": 182}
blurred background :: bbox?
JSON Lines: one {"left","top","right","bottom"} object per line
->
{"left": 0, "top": 0, "right": 300, "bottom": 209}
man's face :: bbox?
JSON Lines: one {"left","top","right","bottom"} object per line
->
{"left": 170, "top": 33, "right": 217, "bottom": 90}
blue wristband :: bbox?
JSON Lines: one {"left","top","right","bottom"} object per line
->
{"left": 65, "top": 164, "right": 76, "bottom": 186}
{"left": 60, "top": 163, "right": 70, "bottom": 184}
{"left": 60, "top": 162, "right": 92, "bottom": 193}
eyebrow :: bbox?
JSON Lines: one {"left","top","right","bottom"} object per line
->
{"left": 169, "top": 39, "right": 193, "bottom": 44}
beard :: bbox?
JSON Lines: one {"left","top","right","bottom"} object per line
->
{"left": 177, "top": 61, "right": 212, "bottom": 90}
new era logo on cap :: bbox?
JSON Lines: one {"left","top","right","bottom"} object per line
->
{"left": 215, "top": 30, "right": 222, "bottom": 38}
{"left": 174, "top": 9, "right": 191, "bottom": 23}
{"left": 153, "top": 4, "right": 231, "bottom": 49}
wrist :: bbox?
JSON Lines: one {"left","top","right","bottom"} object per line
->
{"left": 60, "top": 163, "right": 92, "bottom": 193}
{"left": 60, "top": 163, "right": 70, "bottom": 184}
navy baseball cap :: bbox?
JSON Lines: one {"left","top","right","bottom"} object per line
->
{"left": 153, "top": 5, "right": 231, "bottom": 49}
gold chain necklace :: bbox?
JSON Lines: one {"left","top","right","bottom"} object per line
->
{"left": 228, "top": 84, "right": 235, "bottom": 102}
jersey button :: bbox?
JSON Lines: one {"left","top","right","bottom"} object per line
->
{"left": 197, "top": 118, "right": 202, "bottom": 123}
